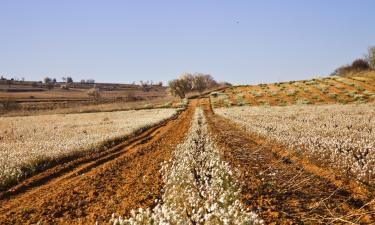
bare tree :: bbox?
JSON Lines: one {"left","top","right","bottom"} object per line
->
{"left": 180, "top": 73, "right": 194, "bottom": 88}
{"left": 192, "top": 74, "right": 207, "bottom": 94}
{"left": 202, "top": 74, "right": 217, "bottom": 89}
{"left": 365, "top": 46, "right": 375, "bottom": 70}
{"left": 168, "top": 79, "right": 192, "bottom": 99}
{"left": 140, "top": 80, "right": 152, "bottom": 92}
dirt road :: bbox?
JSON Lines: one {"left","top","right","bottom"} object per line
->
{"left": 1, "top": 98, "right": 374, "bottom": 224}
{"left": 203, "top": 98, "right": 374, "bottom": 224}
{"left": 0, "top": 101, "right": 196, "bottom": 224}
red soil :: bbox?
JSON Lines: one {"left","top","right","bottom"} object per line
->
{"left": 0, "top": 101, "right": 197, "bottom": 224}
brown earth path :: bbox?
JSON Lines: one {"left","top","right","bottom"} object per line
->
{"left": 203, "top": 98, "right": 375, "bottom": 224}
{"left": 0, "top": 100, "right": 197, "bottom": 224}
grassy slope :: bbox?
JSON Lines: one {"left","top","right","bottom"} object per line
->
{"left": 210, "top": 71, "right": 375, "bottom": 108}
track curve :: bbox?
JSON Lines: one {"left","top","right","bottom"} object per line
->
{"left": 0, "top": 101, "right": 197, "bottom": 224}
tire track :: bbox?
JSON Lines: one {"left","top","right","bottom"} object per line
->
{"left": 203, "top": 98, "right": 374, "bottom": 224}
{"left": 0, "top": 101, "right": 196, "bottom": 224}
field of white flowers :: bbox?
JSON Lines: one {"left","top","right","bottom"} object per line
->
{"left": 215, "top": 104, "right": 375, "bottom": 184}
{"left": 0, "top": 108, "right": 177, "bottom": 189}
{"left": 111, "top": 108, "right": 263, "bottom": 225}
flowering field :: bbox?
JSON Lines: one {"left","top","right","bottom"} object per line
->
{"left": 0, "top": 108, "right": 177, "bottom": 189}
{"left": 111, "top": 108, "right": 263, "bottom": 224}
{"left": 215, "top": 103, "right": 375, "bottom": 184}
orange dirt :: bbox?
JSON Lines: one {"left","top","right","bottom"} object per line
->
{"left": 344, "top": 77, "right": 375, "bottom": 92}
{"left": 267, "top": 84, "right": 294, "bottom": 105}
{"left": 0, "top": 100, "right": 197, "bottom": 224}
{"left": 203, "top": 98, "right": 374, "bottom": 224}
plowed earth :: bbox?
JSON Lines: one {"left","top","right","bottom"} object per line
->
{"left": 203, "top": 98, "right": 374, "bottom": 224}
{"left": 0, "top": 101, "right": 196, "bottom": 224}
{"left": 1, "top": 98, "right": 374, "bottom": 224}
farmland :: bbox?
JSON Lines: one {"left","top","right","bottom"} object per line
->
{"left": 210, "top": 75, "right": 375, "bottom": 107}
{"left": 0, "top": 75, "right": 375, "bottom": 224}
{"left": 215, "top": 104, "right": 375, "bottom": 184}
{"left": 0, "top": 80, "right": 182, "bottom": 116}
{"left": 0, "top": 108, "right": 177, "bottom": 189}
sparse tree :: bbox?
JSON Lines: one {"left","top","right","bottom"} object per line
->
{"left": 140, "top": 80, "right": 152, "bottom": 92}
{"left": 202, "top": 74, "right": 217, "bottom": 89}
{"left": 180, "top": 73, "right": 194, "bottom": 88}
{"left": 66, "top": 77, "right": 73, "bottom": 83}
{"left": 169, "top": 78, "right": 192, "bottom": 99}
{"left": 192, "top": 74, "right": 207, "bottom": 94}
{"left": 43, "top": 77, "right": 52, "bottom": 83}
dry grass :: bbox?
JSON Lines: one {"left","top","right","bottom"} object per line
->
{"left": 0, "top": 96, "right": 185, "bottom": 117}
{"left": 211, "top": 74, "right": 375, "bottom": 107}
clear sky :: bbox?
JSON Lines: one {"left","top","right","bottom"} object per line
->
{"left": 1, "top": 0, "right": 374, "bottom": 85}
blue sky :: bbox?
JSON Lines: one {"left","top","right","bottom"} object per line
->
{"left": 1, "top": 0, "right": 374, "bottom": 85}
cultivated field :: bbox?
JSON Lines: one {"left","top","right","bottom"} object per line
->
{"left": 0, "top": 75, "right": 375, "bottom": 224}
{"left": 211, "top": 75, "right": 375, "bottom": 107}
{"left": 0, "top": 80, "right": 184, "bottom": 116}
{"left": 0, "top": 108, "right": 177, "bottom": 189}
{"left": 215, "top": 104, "right": 375, "bottom": 184}
{"left": 112, "top": 108, "right": 263, "bottom": 224}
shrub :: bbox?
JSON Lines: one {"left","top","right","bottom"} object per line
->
{"left": 332, "top": 58, "right": 369, "bottom": 76}
{"left": 351, "top": 59, "right": 369, "bottom": 70}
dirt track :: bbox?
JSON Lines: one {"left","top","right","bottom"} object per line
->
{"left": 1, "top": 98, "right": 374, "bottom": 224}
{"left": 0, "top": 101, "right": 196, "bottom": 224}
{"left": 203, "top": 98, "right": 374, "bottom": 224}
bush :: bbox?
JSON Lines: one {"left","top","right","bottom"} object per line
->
{"left": 333, "top": 57, "right": 370, "bottom": 76}
{"left": 351, "top": 59, "right": 369, "bottom": 70}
